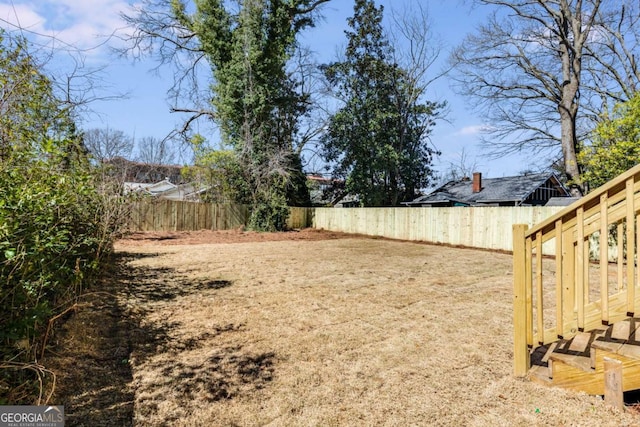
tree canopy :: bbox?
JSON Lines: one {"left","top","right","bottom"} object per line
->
{"left": 579, "top": 92, "right": 640, "bottom": 191}
{"left": 0, "top": 33, "right": 79, "bottom": 164}
{"left": 125, "top": 0, "right": 331, "bottom": 229}
{"left": 321, "top": 0, "right": 443, "bottom": 206}
{"left": 0, "top": 31, "right": 123, "bottom": 374}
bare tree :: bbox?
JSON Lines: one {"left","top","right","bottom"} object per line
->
{"left": 119, "top": 0, "right": 214, "bottom": 140}
{"left": 438, "top": 148, "right": 480, "bottom": 185}
{"left": 0, "top": 15, "right": 127, "bottom": 124}
{"left": 83, "top": 127, "right": 134, "bottom": 162}
{"left": 584, "top": 2, "right": 640, "bottom": 109}
{"left": 387, "top": 1, "right": 450, "bottom": 110}
{"left": 136, "top": 136, "right": 176, "bottom": 165}
{"left": 451, "top": 0, "right": 640, "bottom": 196}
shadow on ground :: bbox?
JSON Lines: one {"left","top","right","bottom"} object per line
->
{"left": 161, "top": 346, "right": 275, "bottom": 401}
{"left": 44, "top": 253, "right": 144, "bottom": 426}
{"left": 45, "top": 251, "right": 273, "bottom": 426}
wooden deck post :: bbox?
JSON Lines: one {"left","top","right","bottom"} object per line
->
{"left": 513, "top": 224, "right": 530, "bottom": 377}
{"left": 604, "top": 357, "right": 624, "bottom": 411}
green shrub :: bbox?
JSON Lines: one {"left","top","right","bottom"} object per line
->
{"left": 249, "top": 198, "right": 290, "bottom": 232}
{"left": 0, "top": 159, "right": 113, "bottom": 356}
{"left": 0, "top": 32, "right": 126, "bottom": 377}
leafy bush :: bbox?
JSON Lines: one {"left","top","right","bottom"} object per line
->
{"left": 0, "top": 161, "right": 111, "bottom": 351}
{"left": 579, "top": 92, "right": 640, "bottom": 191}
{"left": 248, "top": 196, "right": 290, "bottom": 232}
{"left": 0, "top": 32, "right": 128, "bottom": 402}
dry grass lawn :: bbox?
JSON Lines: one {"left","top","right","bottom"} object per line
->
{"left": 50, "top": 230, "right": 640, "bottom": 426}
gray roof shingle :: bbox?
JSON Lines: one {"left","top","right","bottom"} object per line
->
{"left": 409, "top": 173, "right": 569, "bottom": 206}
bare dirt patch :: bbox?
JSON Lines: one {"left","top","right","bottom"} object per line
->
{"left": 46, "top": 229, "right": 640, "bottom": 426}
{"left": 117, "top": 228, "right": 350, "bottom": 247}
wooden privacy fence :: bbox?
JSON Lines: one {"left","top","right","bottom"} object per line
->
{"left": 128, "top": 200, "right": 566, "bottom": 254}
{"left": 513, "top": 163, "right": 640, "bottom": 376}
{"left": 129, "top": 200, "right": 249, "bottom": 231}
{"left": 128, "top": 200, "right": 313, "bottom": 232}
{"left": 314, "top": 206, "right": 563, "bottom": 252}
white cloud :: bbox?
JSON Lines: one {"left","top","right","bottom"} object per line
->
{"left": 454, "top": 125, "right": 494, "bottom": 136}
{"left": 0, "top": 0, "right": 135, "bottom": 54}
{"left": 0, "top": 3, "right": 45, "bottom": 32}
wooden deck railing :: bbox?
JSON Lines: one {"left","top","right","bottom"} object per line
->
{"left": 513, "top": 164, "right": 640, "bottom": 376}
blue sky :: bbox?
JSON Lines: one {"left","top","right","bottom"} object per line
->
{"left": 0, "top": 0, "right": 533, "bottom": 178}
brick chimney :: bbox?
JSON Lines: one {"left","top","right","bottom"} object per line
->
{"left": 472, "top": 172, "right": 482, "bottom": 193}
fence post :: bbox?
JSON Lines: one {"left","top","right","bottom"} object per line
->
{"left": 604, "top": 357, "right": 624, "bottom": 411}
{"left": 513, "top": 224, "right": 530, "bottom": 377}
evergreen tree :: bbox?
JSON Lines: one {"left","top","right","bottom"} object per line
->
{"left": 321, "top": 0, "right": 442, "bottom": 206}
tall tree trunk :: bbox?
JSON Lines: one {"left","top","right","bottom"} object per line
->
{"left": 557, "top": 0, "right": 588, "bottom": 196}
{"left": 559, "top": 103, "right": 582, "bottom": 196}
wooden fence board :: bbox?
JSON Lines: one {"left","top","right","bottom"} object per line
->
{"left": 128, "top": 201, "right": 311, "bottom": 232}
{"left": 129, "top": 200, "right": 250, "bottom": 232}
{"left": 313, "top": 206, "right": 564, "bottom": 253}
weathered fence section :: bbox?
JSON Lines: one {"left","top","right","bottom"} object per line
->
{"left": 287, "top": 207, "right": 314, "bottom": 230}
{"left": 313, "top": 206, "right": 564, "bottom": 252}
{"left": 129, "top": 200, "right": 313, "bottom": 231}
{"left": 129, "top": 200, "right": 249, "bottom": 231}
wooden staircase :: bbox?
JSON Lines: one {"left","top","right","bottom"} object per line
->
{"left": 528, "top": 318, "right": 640, "bottom": 395}
{"left": 513, "top": 164, "right": 640, "bottom": 397}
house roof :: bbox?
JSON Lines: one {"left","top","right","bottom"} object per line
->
{"left": 123, "top": 182, "right": 154, "bottom": 193}
{"left": 406, "top": 172, "right": 570, "bottom": 206}
{"left": 124, "top": 178, "right": 209, "bottom": 200}
{"left": 545, "top": 196, "right": 581, "bottom": 207}
{"left": 125, "top": 178, "right": 177, "bottom": 195}
{"left": 145, "top": 179, "right": 178, "bottom": 194}
{"left": 158, "top": 183, "right": 210, "bottom": 201}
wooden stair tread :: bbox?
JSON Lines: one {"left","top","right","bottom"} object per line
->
{"left": 592, "top": 339, "right": 640, "bottom": 359}
{"left": 548, "top": 352, "right": 593, "bottom": 372}
{"left": 567, "top": 332, "right": 593, "bottom": 353}
{"left": 528, "top": 318, "right": 640, "bottom": 395}
{"left": 592, "top": 317, "right": 640, "bottom": 357}
{"left": 616, "top": 342, "right": 640, "bottom": 359}
{"left": 610, "top": 319, "right": 637, "bottom": 340}
{"left": 545, "top": 329, "right": 603, "bottom": 372}
{"left": 591, "top": 339, "right": 624, "bottom": 353}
